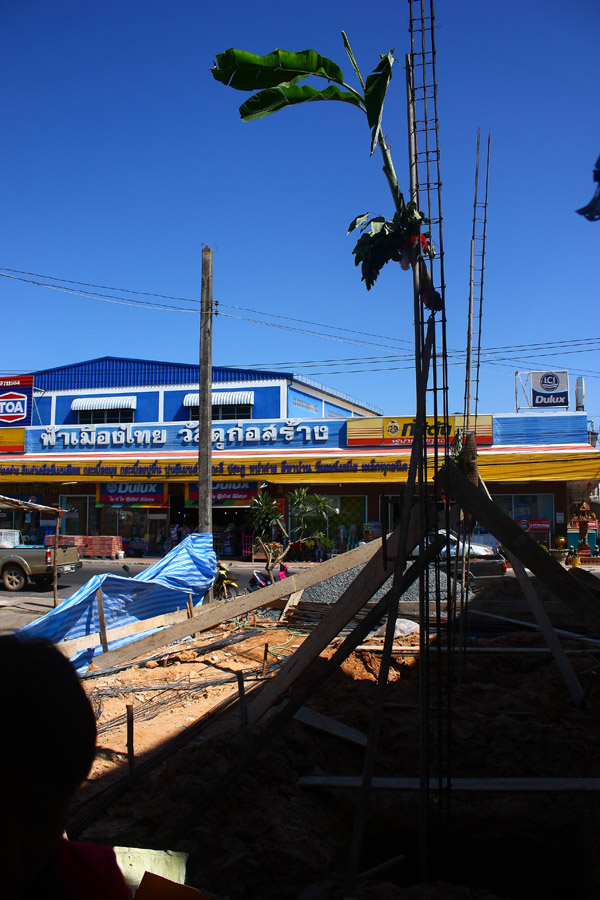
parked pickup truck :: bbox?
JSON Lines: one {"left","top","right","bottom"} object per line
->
{"left": 0, "top": 530, "right": 82, "bottom": 592}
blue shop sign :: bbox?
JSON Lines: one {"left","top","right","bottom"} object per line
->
{"left": 26, "top": 419, "right": 345, "bottom": 454}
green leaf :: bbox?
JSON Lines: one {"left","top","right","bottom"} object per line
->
{"left": 341, "top": 31, "right": 365, "bottom": 90}
{"left": 366, "top": 216, "right": 388, "bottom": 235}
{"left": 347, "top": 212, "right": 371, "bottom": 234}
{"left": 239, "top": 83, "right": 364, "bottom": 122}
{"left": 212, "top": 47, "right": 347, "bottom": 92}
{"left": 364, "top": 51, "right": 394, "bottom": 154}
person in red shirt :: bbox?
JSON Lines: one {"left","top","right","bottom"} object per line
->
{"left": 0, "top": 635, "right": 130, "bottom": 899}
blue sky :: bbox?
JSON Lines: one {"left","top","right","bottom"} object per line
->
{"left": 1, "top": 0, "right": 598, "bottom": 423}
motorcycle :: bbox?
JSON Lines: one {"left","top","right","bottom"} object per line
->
{"left": 213, "top": 560, "right": 239, "bottom": 600}
{"left": 248, "top": 561, "right": 289, "bottom": 592}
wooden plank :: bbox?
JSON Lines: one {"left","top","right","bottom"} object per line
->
{"left": 298, "top": 776, "right": 600, "bottom": 792}
{"left": 58, "top": 608, "right": 191, "bottom": 656}
{"left": 156, "top": 545, "right": 439, "bottom": 848}
{"left": 247, "top": 508, "right": 432, "bottom": 725}
{"left": 505, "top": 550, "right": 585, "bottom": 706}
{"left": 437, "top": 463, "right": 600, "bottom": 632}
{"left": 293, "top": 706, "right": 368, "bottom": 747}
{"left": 90, "top": 539, "right": 387, "bottom": 671}
{"left": 356, "top": 645, "right": 594, "bottom": 654}
{"left": 280, "top": 590, "right": 304, "bottom": 622}
{"left": 96, "top": 588, "right": 109, "bottom": 653}
{"left": 468, "top": 607, "right": 600, "bottom": 645}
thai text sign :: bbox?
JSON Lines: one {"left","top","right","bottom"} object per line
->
{"left": 186, "top": 481, "right": 259, "bottom": 507}
{"left": 27, "top": 420, "right": 339, "bottom": 453}
{"left": 96, "top": 482, "right": 168, "bottom": 506}
{"left": 516, "top": 517, "right": 550, "bottom": 532}
{"left": 0, "top": 454, "right": 411, "bottom": 483}
{"left": 348, "top": 416, "right": 455, "bottom": 446}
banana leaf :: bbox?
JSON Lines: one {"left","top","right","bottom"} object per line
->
{"left": 212, "top": 47, "right": 347, "bottom": 91}
{"left": 364, "top": 51, "right": 394, "bottom": 154}
{"left": 240, "top": 83, "right": 364, "bottom": 122}
{"left": 347, "top": 212, "right": 371, "bottom": 234}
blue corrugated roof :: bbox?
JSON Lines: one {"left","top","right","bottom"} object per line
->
{"left": 32, "top": 356, "right": 293, "bottom": 390}
{"left": 493, "top": 412, "right": 589, "bottom": 445}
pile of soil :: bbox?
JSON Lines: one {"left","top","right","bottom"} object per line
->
{"left": 71, "top": 612, "right": 600, "bottom": 900}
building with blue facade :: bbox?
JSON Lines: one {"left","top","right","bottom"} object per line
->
{"left": 0, "top": 357, "right": 598, "bottom": 558}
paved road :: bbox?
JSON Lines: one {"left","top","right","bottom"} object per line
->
{"left": 0, "top": 558, "right": 145, "bottom": 635}
{"left": 0, "top": 558, "right": 297, "bottom": 635}
{"left": 2, "top": 555, "right": 597, "bottom": 637}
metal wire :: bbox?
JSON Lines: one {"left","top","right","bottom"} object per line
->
{"left": 408, "top": 0, "right": 452, "bottom": 877}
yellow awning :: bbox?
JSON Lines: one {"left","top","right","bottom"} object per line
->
{"left": 0, "top": 447, "right": 597, "bottom": 485}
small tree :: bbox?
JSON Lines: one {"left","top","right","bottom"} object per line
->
{"left": 246, "top": 491, "right": 289, "bottom": 581}
{"left": 247, "top": 488, "right": 339, "bottom": 581}
{"left": 289, "top": 487, "right": 338, "bottom": 555}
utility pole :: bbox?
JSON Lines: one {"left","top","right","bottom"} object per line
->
{"left": 198, "top": 247, "right": 213, "bottom": 537}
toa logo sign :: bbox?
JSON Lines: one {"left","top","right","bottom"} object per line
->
{"left": 0, "top": 391, "right": 28, "bottom": 423}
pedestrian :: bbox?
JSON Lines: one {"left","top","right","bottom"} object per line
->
{"left": 0, "top": 636, "right": 130, "bottom": 899}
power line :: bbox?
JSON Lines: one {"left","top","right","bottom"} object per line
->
{"left": 1, "top": 266, "right": 598, "bottom": 378}
{"left": 0, "top": 266, "right": 200, "bottom": 304}
{"left": 0, "top": 266, "right": 413, "bottom": 348}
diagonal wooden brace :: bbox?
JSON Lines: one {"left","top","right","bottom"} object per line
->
{"left": 436, "top": 462, "right": 600, "bottom": 634}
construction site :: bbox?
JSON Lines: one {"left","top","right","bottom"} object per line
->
{"left": 61, "top": 544, "right": 600, "bottom": 900}
{"left": 6, "top": 1, "right": 600, "bottom": 897}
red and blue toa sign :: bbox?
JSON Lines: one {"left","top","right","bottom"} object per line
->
{"left": 0, "top": 375, "right": 33, "bottom": 426}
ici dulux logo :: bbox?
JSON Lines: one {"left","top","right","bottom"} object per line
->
{"left": 540, "top": 372, "right": 560, "bottom": 392}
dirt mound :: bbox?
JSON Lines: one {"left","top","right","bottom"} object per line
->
{"left": 71, "top": 620, "right": 600, "bottom": 899}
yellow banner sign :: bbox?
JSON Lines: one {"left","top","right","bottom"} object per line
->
{"left": 0, "top": 428, "right": 25, "bottom": 452}
{"left": 348, "top": 416, "right": 454, "bottom": 446}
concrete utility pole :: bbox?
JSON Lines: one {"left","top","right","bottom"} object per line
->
{"left": 197, "top": 247, "right": 213, "bottom": 536}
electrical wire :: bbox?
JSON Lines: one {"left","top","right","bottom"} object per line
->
{"left": 1, "top": 268, "right": 598, "bottom": 378}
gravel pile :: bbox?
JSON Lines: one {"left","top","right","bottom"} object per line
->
{"left": 302, "top": 562, "right": 453, "bottom": 605}
{"left": 254, "top": 563, "right": 466, "bottom": 625}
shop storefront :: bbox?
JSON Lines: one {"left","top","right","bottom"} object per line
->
{"left": 0, "top": 354, "right": 598, "bottom": 558}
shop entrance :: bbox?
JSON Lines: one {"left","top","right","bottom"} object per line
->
{"left": 60, "top": 495, "right": 98, "bottom": 536}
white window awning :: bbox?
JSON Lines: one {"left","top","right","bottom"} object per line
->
{"left": 71, "top": 396, "right": 137, "bottom": 411}
{"left": 183, "top": 391, "right": 255, "bottom": 407}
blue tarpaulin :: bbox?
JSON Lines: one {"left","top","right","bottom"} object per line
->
{"left": 16, "top": 534, "right": 217, "bottom": 670}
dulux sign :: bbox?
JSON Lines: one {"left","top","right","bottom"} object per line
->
{"left": 531, "top": 371, "right": 569, "bottom": 409}
{"left": 97, "top": 482, "right": 167, "bottom": 505}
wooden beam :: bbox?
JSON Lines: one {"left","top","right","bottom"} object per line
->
{"left": 505, "top": 550, "right": 585, "bottom": 706}
{"left": 468, "top": 607, "right": 600, "bottom": 645}
{"left": 293, "top": 706, "right": 368, "bottom": 747}
{"left": 247, "top": 508, "right": 436, "bottom": 725}
{"left": 247, "top": 531, "right": 398, "bottom": 724}
{"left": 157, "top": 543, "right": 438, "bottom": 848}
{"left": 437, "top": 462, "right": 600, "bottom": 632}
{"left": 58, "top": 608, "right": 191, "bottom": 656}
{"left": 299, "top": 775, "right": 600, "bottom": 792}
{"left": 96, "top": 587, "right": 109, "bottom": 653}
{"left": 89, "top": 538, "right": 387, "bottom": 671}
{"left": 280, "top": 590, "right": 304, "bottom": 622}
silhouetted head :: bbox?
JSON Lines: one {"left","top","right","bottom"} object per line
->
{"left": 0, "top": 636, "right": 97, "bottom": 897}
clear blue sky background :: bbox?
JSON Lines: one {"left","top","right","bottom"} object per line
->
{"left": 2, "top": 0, "right": 598, "bottom": 423}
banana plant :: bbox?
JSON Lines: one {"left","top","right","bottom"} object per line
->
{"left": 212, "top": 33, "right": 437, "bottom": 294}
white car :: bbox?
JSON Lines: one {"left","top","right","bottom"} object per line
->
{"left": 411, "top": 529, "right": 497, "bottom": 558}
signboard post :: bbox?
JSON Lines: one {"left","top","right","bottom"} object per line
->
{"left": 516, "top": 371, "right": 569, "bottom": 411}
